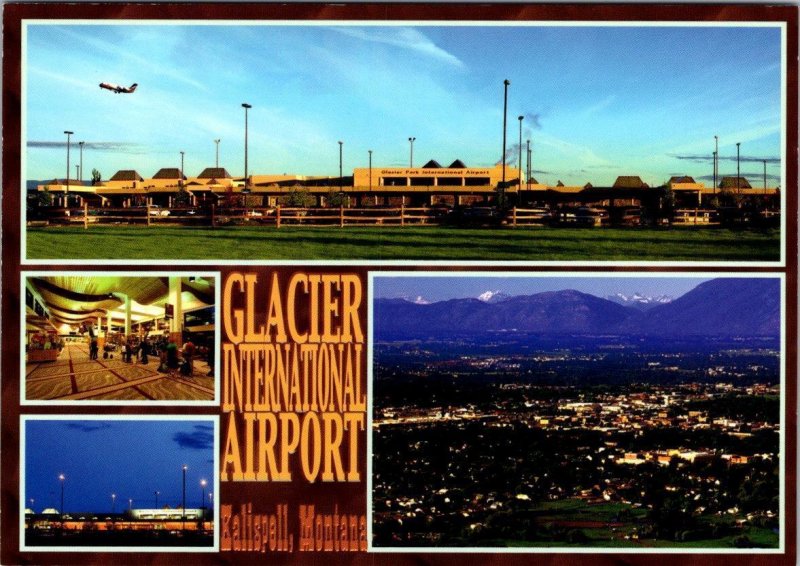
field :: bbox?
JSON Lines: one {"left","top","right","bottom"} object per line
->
{"left": 25, "top": 225, "right": 780, "bottom": 261}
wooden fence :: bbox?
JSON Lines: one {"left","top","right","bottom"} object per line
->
{"left": 31, "top": 203, "right": 449, "bottom": 229}
{"left": 29, "top": 204, "right": 744, "bottom": 229}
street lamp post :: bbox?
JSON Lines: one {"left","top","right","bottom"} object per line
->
{"left": 712, "top": 151, "right": 717, "bottom": 194}
{"left": 526, "top": 139, "right": 531, "bottom": 190}
{"left": 368, "top": 150, "right": 373, "bottom": 194}
{"left": 338, "top": 141, "right": 343, "bottom": 194}
{"left": 518, "top": 116, "right": 524, "bottom": 192}
{"left": 242, "top": 103, "right": 252, "bottom": 195}
{"left": 64, "top": 131, "right": 73, "bottom": 201}
{"left": 408, "top": 137, "right": 416, "bottom": 168}
{"left": 214, "top": 139, "right": 221, "bottom": 169}
{"left": 180, "top": 151, "right": 185, "bottom": 189}
{"left": 200, "top": 479, "right": 207, "bottom": 533}
{"left": 182, "top": 464, "right": 187, "bottom": 531}
{"left": 763, "top": 159, "right": 767, "bottom": 195}
{"left": 128, "top": 498, "right": 133, "bottom": 512}
{"left": 58, "top": 474, "right": 65, "bottom": 529}
{"left": 501, "top": 80, "right": 510, "bottom": 207}
{"left": 714, "top": 135, "right": 718, "bottom": 193}
{"left": 736, "top": 142, "right": 741, "bottom": 194}
{"left": 78, "top": 141, "right": 84, "bottom": 184}
{"left": 155, "top": 490, "right": 160, "bottom": 508}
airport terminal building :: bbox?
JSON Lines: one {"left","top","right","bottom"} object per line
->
{"left": 36, "top": 161, "right": 778, "bottom": 211}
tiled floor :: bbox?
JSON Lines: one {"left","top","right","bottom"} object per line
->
{"left": 26, "top": 343, "right": 215, "bottom": 401}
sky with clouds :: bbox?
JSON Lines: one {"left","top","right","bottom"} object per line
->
{"left": 24, "top": 419, "right": 215, "bottom": 513}
{"left": 25, "top": 23, "right": 783, "bottom": 186}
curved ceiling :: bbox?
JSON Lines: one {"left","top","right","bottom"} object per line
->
{"left": 27, "top": 276, "right": 215, "bottom": 328}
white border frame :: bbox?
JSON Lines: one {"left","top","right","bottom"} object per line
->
{"left": 19, "top": 19, "right": 788, "bottom": 268}
{"left": 366, "top": 271, "right": 786, "bottom": 553}
{"left": 20, "top": 270, "right": 221, "bottom": 407}
{"left": 19, "top": 414, "right": 220, "bottom": 553}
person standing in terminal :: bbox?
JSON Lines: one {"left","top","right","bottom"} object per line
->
{"left": 206, "top": 342, "right": 214, "bottom": 377}
{"left": 140, "top": 338, "right": 149, "bottom": 365}
{"left": 123, "top": 338, "right": 133, "bottom": 363}
{"left": 166, "top": 338, "right": 179, "bottom": 377}
{"left": 181, "top": 334, "right": 195, "bottom": 377}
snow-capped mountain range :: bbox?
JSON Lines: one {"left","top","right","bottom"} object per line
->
{"left": 605, "top": 292, "right": 674, "bottom": 311}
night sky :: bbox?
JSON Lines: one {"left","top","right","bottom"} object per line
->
{"left": 24, "top": 419, "right": 216, "bottom": 514}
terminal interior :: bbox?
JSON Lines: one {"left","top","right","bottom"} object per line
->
{"left": 25, "top": 275, "right": 216, "bottom": 401}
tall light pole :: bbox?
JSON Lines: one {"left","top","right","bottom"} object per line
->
{"left": 518, "top": 116, "right": 524, "bottom": 192}
{"left": 200, "top": 479, "right": 207, "bottom": 533}
{"left": 128, "top": 498, "right": 133, "bottom": 512}
{"left": 58, "top": 474, "right": 65, "bottom": 529}
{"left": 368, "top": 150, "right": 373, "bottom": 192}
{"left": 64, "top": 131, "right": 73, "bottom": 199}
{"left": 736, "top": 142, "right": 741, "bottom": 194}
{"left": 111, "top": 493, "right": 116, "bottom": 513}
{"left": 408, "top": 137, "right": 416, "bottom": 168}
{"left": 712, "top": 151, "right": 717, "bottom": 195}
{"left": 214, "top": 139, "right": 221, "bottom": 169}
{"left": 526, "top": 139, "right": 531, "bottom": 190}
{"left": 78, "top": 141, "right": 84, "bottom": 184}
{"left": 501, "top": 79, "right": 510, "bottom": 207}
{"left": 242, "top": 103, "right": 252, "bottom": 194}
{"left": 714, "top": 135, "right": 718, "bottom": 193}
{"left": 155, "top": 490, "right": 160, "bottom": 509}
{"left": 180, "top": 151, "right": 185, "bottom": 188}
{"left": 182, "top": 464, "right": 187, "bottom": 531}
{"left": 763, "top": 159, "right": 767, "bottom": 194}
{"left": 338, "top": 141, "right": 343, "bottom": 193}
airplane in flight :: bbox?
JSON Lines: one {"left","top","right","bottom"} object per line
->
{"left": 99, "top": 82, "right": 138, "bottom": 94}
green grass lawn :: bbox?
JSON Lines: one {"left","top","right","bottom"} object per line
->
{"left": 25, "top": 224, "right": 781, "bottom": 261}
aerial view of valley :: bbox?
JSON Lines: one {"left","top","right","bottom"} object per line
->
{"left": 371, "top": 276, "right": 782, "bottom": 550}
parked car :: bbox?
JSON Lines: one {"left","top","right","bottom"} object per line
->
{"left": 148, "top": 205, "right": 170, "bottom": 217}
{"left": 574, "top": 206, "right": 607, "bottom": 227}
{"left": 453, "top": 206, "right": 502, "bottom": 227}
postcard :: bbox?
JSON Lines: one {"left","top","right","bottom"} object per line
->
{"left": 1, "top": 3, "right": 796, "bottom": 566}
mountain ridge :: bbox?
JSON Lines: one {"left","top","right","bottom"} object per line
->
{"left": 375, "top": 278, "right": 779, "bottom": 340}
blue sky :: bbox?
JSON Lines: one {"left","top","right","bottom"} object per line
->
{"left": 373, "top": 275, "right": 714, "bottom": 303}
{"left": 25, "top": 23, "right": 782, "bottom": 186}
{"left": 24, "top": 419, "right": 215, "bottom": 513}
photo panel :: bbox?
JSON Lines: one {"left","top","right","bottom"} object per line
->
{"left": 21, "top": 415, "right": 219, "bottom": 552}
{"left": 22, "top": 271, "right": 220, "bottom": 405}
{"left": 369, "top": 272, "right": 785, "bottom": 552}
{"left": 20, "top": 19, "right": 789, "bottom": 265}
